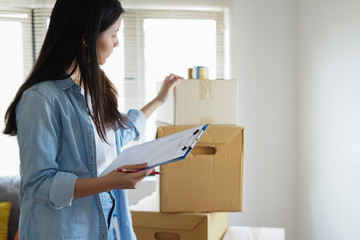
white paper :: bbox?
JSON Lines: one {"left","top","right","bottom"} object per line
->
{"left": 222, "top": 226, "right": 285, "bottom": 240}
{"left": 99, "top": 124, "right": 207, "bottom": 177}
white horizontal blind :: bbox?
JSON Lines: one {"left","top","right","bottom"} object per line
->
{"left": 33, "top": 7, "right": 52, "bottom": 59}
{"left": 0, "top": 8, "right": 32, "bottom": 77}
{"left": 0, "top": 1, "right": 52, "bottom": 176}
{"left": 0, "top": 0, "right": 54, "bottom": 74}
{"left": 122, "top": 9, "right": 225, "bottom": 112}
{"left": 0, "top": 6, "right": 32, "bottom": 176}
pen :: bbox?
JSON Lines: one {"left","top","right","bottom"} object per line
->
{"left": 181, "top": 128, "right": 202, "bottom": 151}
{"left": 116, "top": 168, "right": 164, "bottom": 175}
{"left": 189, "top": 129, "right": 204, "bottom": 150}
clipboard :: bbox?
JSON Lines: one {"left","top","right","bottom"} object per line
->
{"left": 99, "top": 123, "right": 209, "bottom": 177}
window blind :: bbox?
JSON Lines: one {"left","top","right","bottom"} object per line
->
{"left": 122, "top": 9, "right": 226, "bottom": 111}
{"left": 32, "top": 7, "right": 51, "bottom": 58}
{"left": 0, "top": 1, "right": 53, "bottom": 176}
{"left": 0, "top": 0, "right": 53, "bottom": 76}
{"left": 0, "top": 7, "right": 32, "bottom": 77}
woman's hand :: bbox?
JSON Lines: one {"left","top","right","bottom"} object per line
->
{"left": 73, "top": 163, "right": 154, "bottom": 199}
{"left": 141, "top": 74, "right": 183, "bottom": 119}
{"left": 103, "top": 163, "right": 154, "bottom": 190}
{"left": 155, "top": 74, "right": 183, "bottom": 104}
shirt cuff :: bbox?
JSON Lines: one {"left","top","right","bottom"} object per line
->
{"left": 127, "top": 109, "right": 146, "bottom": 140}
{"left": 48, "top": 172, "right": 78, "bottom": 209}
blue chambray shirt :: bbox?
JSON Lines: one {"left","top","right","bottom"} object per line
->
{"left": 15, "top": 77, "right": 146, "bottom": 240}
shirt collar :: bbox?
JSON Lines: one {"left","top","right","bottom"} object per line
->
{"left": 56, "top": 77, "right": 81, "bottom": 92}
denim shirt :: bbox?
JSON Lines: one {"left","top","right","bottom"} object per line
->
{"left": 15, "top": 77, "right": 146, "bottom": 240}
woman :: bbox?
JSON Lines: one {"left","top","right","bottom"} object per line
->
{"left": 3, "top": 0, "right": 182, "bottom": 239}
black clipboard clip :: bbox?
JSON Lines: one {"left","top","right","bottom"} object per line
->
{"left": 181, "top": 127, "right": 204, "bottom": 151}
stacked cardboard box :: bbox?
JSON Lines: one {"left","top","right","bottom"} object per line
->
{"left": 130, "top": 193, "right": 228, "bottom": 240}
{"left": 157, "top": 125, "right": 244, "bottom": 213}
{"left": 131, "top": 79, "right": 244, "bottom": 239}
{"left": 157, "top": 79, "right": 237, "bottom": 125}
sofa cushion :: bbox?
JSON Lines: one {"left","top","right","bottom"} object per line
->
{"left": 0, "top": 177, "right": 20, "bottom": 240}
{"left": 0, "top": 202, "right": 12, "bottom": 240}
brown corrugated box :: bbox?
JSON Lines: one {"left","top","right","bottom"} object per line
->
{"left": 156, "top": 79, "right": 237, "bottom": 125}
{"left": 130, "top": 193, "right": 228, "bottom": 240}
{"left": 157, "top": 125, "right": 244, "bottom": 212}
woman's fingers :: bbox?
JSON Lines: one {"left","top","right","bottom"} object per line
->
{"left": 107, "top": 165, "right": 155, "bottom": 189}
{"left": 156, "top": 74, "right": 183, "bottom": 103}
{"left": 166, "top": 74, "right": 183, "bottom": 84}
{"left": 124, "top": 167, "right": 155, "bottom": 189}
{"left": 120, "top": 162, "right": 148, "bottom": 170}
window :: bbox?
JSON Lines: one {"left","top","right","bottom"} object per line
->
{"left": 122, "top": 9, "right": 227, "bottom": 142}
{"left": 0, "top": 9, "right": 32, "bottom": 176}
{"left": 0, "top": 4, "right": 228, "bottom": 175}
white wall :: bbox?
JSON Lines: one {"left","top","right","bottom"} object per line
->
{"left": 298, "top": 0, "right": 360, "bottom": 240}
{"left": 128, "top": 1, "right": 300, "bottom": 238}
{"left": 230, "top": 0, "right": 298, "bottom": 240}
{"left": 107, "top": 0, "right": 360, "bottom": 239}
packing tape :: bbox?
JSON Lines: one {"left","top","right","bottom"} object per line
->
{"left": 199, "top": 79, "right": 212, "bottom": 101}
{"left": 191, "top": 66, "right": 209, "bottom": 79}
{"left": 199, "top": 67, "right": 209, "bottom": 79}
{"left": 199, "top": 80, "right": 212, "bottom": 123}
{"left": 188, "top": 68, "right": 193, "bottom": 79}
{"left": 200, "top": 117, "right": 213, "bottom": 124}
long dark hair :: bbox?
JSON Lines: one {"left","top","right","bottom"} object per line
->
{"left": 3, "top": 0, "right": 127, "bottom": 142}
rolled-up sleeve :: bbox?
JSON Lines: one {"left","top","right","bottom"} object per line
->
{"left": 16, "top": 90, "right": 78, "bottom": 209}
{"left": 117, "top": 109, "right": 146, "bottom": 147}
{"left": 49, "top": 172, "right": 78, "bottom": 209}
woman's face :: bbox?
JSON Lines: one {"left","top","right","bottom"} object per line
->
{"left": 97, "top": 16, "right": 121, "bottom": 65}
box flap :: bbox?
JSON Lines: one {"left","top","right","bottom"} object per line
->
{"left": 157, "top": 125, "right": 243, "bottom": 144}
{"left": 198, "top": 125, "right": 243, "bottom": 144}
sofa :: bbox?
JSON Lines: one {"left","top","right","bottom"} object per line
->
{"left": 0, "top": 176, "right": 20, "bottom": 240}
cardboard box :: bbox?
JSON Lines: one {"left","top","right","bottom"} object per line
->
{"left": 157, "top": 125, "right": 244, "bottom": 212}
{"left": 156, "top": 79, "right": 236, "bottom": 125}
{"left": 130, "top": 193, "right": 228, "bottom": 240}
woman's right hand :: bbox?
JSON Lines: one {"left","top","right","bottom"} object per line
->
{"left": 103, "top": 163, "right": 154, "bottom": 190}
{"left": 74, "top": 163, "right": 153, "bottom": 199}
